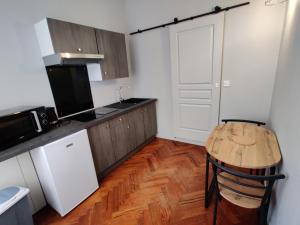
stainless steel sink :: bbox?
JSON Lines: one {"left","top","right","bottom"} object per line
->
{"left": 104, "top": 102, "right": 133, "bottom": 109}
{"left": 121, "top": 98, "right": 148, "bottom": 104}
{"left": 104, "top": 98, "right": 148, "bottom": 109}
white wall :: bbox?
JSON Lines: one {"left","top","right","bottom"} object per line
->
{"left": 220, "top": 0, "right": 285, "bottom": 122}
{"left": 269, "top": 1, "right": 300, "bottom": 224}
{"left": 125, "top": 0, "right": 286, "bottom": 139}
{"left": 0, "top": 0, "right": 132, "bottom": 111}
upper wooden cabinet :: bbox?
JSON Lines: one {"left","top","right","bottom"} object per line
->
{"left": 96, "top": 29, "right": 129, "bottom": 80}
{"left": 35, "top": 18, "right": 98, "bottom": 56}
{"left": 35, "top": 18, "right": 129, "bottom": 80}
{"left": 47, "top": 18, "right": 98, "bottom": 55}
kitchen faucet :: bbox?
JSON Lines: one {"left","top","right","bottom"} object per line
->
{"left": 118, "top": 85, "right": 130, "bottom": 103}
{"left": 118, "top": 86, "right": 124, "bottom": 103}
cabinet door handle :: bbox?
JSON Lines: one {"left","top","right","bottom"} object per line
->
{"left": 77, "top": 48, "right": 82, "bottom": 52}
{"left": 119, "top": 118, "right": 122, "bottom": 121}
{"left": 127, "top": 125, "right": 130, "bottom": 129}
{"left": 66, "top": 143, "right": 74, "bottom": 148}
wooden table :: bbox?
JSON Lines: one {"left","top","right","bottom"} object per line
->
{"left": 204, "top": 122, "right": 282, "bottom": 207}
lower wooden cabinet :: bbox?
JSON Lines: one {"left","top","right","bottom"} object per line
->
{"left": 124, "top": 112, "right": 138, "bottom": 151}
{"left": 143, "top": 103, "right": 157, "bottom": 140}
{"left": 88, "top": 102, "right": 157, "bottom": 176}
{"left": 130, "top": 109, "right": 146, "bottom": 147}
{"left": 88, "top": 122, "right": 115, "bottom": 175}
{"left": 110, "top": 115, "right": 131, "bottom": 161}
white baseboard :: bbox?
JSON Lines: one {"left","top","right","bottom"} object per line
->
{"left": 156, "top": 134, "right": 205, "bottom": 147}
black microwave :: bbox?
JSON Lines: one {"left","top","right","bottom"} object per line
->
{"left": 0, "top": 106, "right": 50, "bottom": 152}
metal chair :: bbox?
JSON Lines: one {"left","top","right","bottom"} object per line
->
{"left": 208, "top": 155, "right": 285, "bottom": 225}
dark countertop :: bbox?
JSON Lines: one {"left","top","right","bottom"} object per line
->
{"left": 0, "top": 98, "right": 156, "bottom": 163}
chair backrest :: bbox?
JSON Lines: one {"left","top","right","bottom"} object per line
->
{"left": 222, "top": 119, "right": 266, "bottom": 126}
{"left": 208, "top": 155, "right": 285, "bottom": 207}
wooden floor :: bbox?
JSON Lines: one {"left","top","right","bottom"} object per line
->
{"left": 34, "top": 138, "right": 258, "bottom": 225}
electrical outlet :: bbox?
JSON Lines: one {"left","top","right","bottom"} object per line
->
{"left": 265, "top": 0, "right": 288, "bottom": 6}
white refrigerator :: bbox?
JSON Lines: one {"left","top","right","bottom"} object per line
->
{"left": 31, "top": 129, "right": 98, "bottom": 216}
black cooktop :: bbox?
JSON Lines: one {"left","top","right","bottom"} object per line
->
{"left": 69, "top": 107, "right": 118, "bottom": 122}
{"left": 68, "top": 110, "right": 102, "bottom": 122}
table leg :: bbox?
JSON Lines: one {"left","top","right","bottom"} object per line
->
{"left": 270, "top": 166, "right": 276, "bottom": 175}
{"left": 205, "top": 153, "right": 215, "bottom": 208}
{"left": 205, "top": 153, "right": 209, "bottom": 208}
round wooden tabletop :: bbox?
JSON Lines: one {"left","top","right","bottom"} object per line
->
{"left": 205, "top": 122, "right": 282, "bottom": 169}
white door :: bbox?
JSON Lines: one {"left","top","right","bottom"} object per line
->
{"left": 170, "top": 13, "right": 224, "bottom": 144}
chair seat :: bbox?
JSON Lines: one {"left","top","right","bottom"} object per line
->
{"left": 217, "top": 172, "right": 265, "bottom": 209}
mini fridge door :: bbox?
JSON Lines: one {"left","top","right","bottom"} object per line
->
{"left": 31, "top": 129, "right": 99, "bottom": 216}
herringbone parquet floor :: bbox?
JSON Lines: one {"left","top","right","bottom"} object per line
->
{"left": 34, "top": 138, "right": 258, "bottom": 225}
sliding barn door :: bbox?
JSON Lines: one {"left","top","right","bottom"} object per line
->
{"left": 170, "top": 13, "right": 224, "bottom": 144}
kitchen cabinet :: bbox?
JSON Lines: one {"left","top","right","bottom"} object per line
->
{"left": 143, "top": 103, "right": 158, "bottom": 139}
{"left": 88, "top": 122, "right": 115, "bottom": 175}
{"left": 109, "top": 112, "right": 141, "bottom": 161}
{"left": 89, "top": 113, "right": 137, "bottom": 175}
{"left": 35, "top": 18, "right": 129, "bottom": 80}
{"left": 0, "top": 152, "right": 46, "bottom": 214}
{"left": 35, "top": 18, "right": 98, "bottom": 57}
{"left": 96, "top": 29, "right": 129, "bottom": 80}
{"left": 47, "top": 18, "right": 98, "bottom": 55}
{"left": 109, "top": 115, "right": 130, "bottom": 160}
{"left": 125, "top": 112, "right": 138, "bottom": 150}
{"left": 131, "top": 109, "right": 146, "bottom": 147}
{"left": 87, "top": 102, "right": 157, "bottom": 178}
